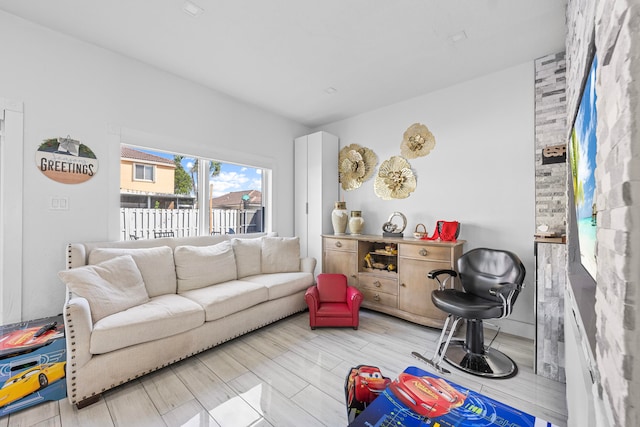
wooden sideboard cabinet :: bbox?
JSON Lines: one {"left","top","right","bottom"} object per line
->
{"left": 323, "top": 236, "right": 358, "bottom": 288}
{"left": 322, "top": 234, "right": 465, "bottom": 328}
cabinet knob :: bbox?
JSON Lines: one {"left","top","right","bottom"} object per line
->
{"left": 374, "top": 280, "right": 381, "bottom": 287}
{"left": 401, "top": 283, "right": 406, "bottom": 287}
{"left": 373, "top": 294, "right": 380, "bottom": 301}
{"left": 351, "top": 274, "right": 357, "bottom": 279}
{"left": 419, "top": 248, "right": 428, "bottom": 256}
{"left": 335, "top": 241, "right": 342, "bottom": 248}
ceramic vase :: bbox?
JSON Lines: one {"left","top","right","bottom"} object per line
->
{"left": 349, "top": 210, "right": 364, "bottom": 235}
{"left": 331, "top": 202, "right": 348, "bottom": 235}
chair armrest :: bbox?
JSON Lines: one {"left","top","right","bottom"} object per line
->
{"left": 428, "top": 269, "right": 457, "bottom": 290}
{"left": 346, "top": 286, "right": 363, "bottom": 310}
{"left": 300, "top": 257, "right": 317, "bottom": 275}
{"left": 489, "top": 282, "right": 518, "bottom": 297}
{"left": 489, "top": 282, "right": 519, "bottom": 318}
{"left": 304, "top": 286, "right": 319, "bottom": 310}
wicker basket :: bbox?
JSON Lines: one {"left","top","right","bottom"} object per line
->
{"left": 413, "top": 223, "right": 427, "bottom": 239}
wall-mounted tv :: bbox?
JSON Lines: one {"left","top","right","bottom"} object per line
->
{"left": 569, "top": 55, "right": 598, "bottom": 280}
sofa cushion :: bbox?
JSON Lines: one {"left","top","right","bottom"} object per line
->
{"left": 232, "top": 237, "right": 262, "bottom": 278}
{"left": 261, "top": 237, "right": 300, "bottom": 274}
{"left": 88, "top": 246, "right": 176, "bottom": 297}
{"left": 242, "top": 272, "right": 313, "bottom": 300}
{"left": 90, "top": 294, "right": 205, "bottom": 354}
{"left": 58, "top": 255, "right": 150, "bottom": 323}
{"left": 180, "top": 280, "right": 268, "bottom": 321}
{"left": 175, "top": 241, "right": 237, "bottom": 292}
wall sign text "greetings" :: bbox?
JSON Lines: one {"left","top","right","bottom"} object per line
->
{"left": 35, "top": 137, "right": 99, "bottom": 184}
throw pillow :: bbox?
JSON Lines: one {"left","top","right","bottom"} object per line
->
{"left": 88, "top": 246, "right": 176, "bottom": 297}
{"left": 261, "top": 236, "right": 300, "bottom": 274}
{"left": 232, "top": 238, "right": 262, "bottom": 278}
{"left": 58, "top": 255, "right": 150, "bottom": 323}
{"left": 174, "top": 241, "right": 237, "bottom": 292}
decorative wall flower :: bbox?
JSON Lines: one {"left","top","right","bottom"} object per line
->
{"left": 374, "top": 156, "right": 416, "bottom": 200}
{"left": 338, "top": 144, "right": 378, "bottom": 191}
{"left": 400, "top": 123, "right": 435, "bottom": 159}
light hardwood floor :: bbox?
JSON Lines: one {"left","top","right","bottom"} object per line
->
{"left": 0, "top": 310, "right": 567, "bottom": 427}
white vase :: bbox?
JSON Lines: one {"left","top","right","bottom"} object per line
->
{"left": 331, "top": 202, "right": 348, "bottom": 235}
{"left": 349, "top": 210, "right": 364, "bottom": 235}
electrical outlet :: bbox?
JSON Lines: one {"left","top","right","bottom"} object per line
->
{"left": 50, "top": 196, "right": 69, "bottom": 210}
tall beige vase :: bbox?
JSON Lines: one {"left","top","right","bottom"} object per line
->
{"left": 331, "top": 202, "right": 348, "bottom": 235}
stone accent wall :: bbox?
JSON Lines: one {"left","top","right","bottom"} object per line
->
{"left": 533, "top": 53, "right": 567, "bottom": 384}
{"left": 536, "top": 242, "right": 567, "bottom": 382}
{"left": 535, "top": 53, "right": 567, "bottom": 233}
{"left": 567, "top": 0, "right": 640, "bottom": 425}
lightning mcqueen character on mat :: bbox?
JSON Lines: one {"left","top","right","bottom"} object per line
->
{"left": 345, "top": 365, "right": 392, "bottom": 422}
{"left": 389, "top": 373, "right": 468, "bottom": 418}
{"left": 0, "top": 322, "right": 63, "bottom": 360}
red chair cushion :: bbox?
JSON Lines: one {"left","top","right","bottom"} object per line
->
{"left": 317, "top": 302, "right": 352, "bottom": 317}
{"left": 317, "top": 273, "right": 347, "bottom": 303}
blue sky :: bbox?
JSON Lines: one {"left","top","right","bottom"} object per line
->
{"left": 574, "top": 57, "right": 597, "bottom": 220}
{"left": 133, "top": 147, "right": 262, "bottom": 198}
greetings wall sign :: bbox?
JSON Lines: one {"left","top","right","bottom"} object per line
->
{"left": 36, "top": 137, "right": 98, "bottom": 184}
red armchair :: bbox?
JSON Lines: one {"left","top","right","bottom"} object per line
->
{"left": 304, "top": 273, "right": 364, "bottom": 330}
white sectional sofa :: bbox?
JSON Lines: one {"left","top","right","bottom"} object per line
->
{"left": 59, "top": 233, "right": 315, "bottom": 409}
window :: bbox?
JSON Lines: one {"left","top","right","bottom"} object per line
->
{"left": 134, "top": 164, "right": 155, "bottom": 181}
{"left": 120, "top": 144, "right": 267, "bottom": 240}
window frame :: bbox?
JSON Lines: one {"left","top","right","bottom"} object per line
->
{"left": 119, "top": 142, "right": 269, "bottom": 239}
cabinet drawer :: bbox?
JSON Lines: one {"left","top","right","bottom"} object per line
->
{"left": 399, "top": 244, "right": 450, "bottom": 261}
{"left": 358, "top": 274, "right": 397, "bottom": 295}
{"left": 360, "top": 288, "right": 397, "bottom": 308}
{"left": 324, "top": 238, "right": 357, "bottom": 252}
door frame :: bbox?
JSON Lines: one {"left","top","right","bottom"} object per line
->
{"left": 0, "top": 98, "right": 24, "bottom": 324}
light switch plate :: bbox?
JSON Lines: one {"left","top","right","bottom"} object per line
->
{"left": 50, "top": 196, "right": 69, "bottom": 210}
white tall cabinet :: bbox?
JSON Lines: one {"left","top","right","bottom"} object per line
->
{"left": 294, "top": 131, "right": 339, "bottom": 275}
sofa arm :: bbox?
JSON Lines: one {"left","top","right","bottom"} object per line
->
{"left": 300, "top": 257, "right": 317, "bottom": 275}
{"left": 64, "top": 293, "right": 93, "bottom": 369}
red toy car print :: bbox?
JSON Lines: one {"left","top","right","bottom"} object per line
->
{"left": 0, "top": 322, "right": 64, "bottom": 360}
{"left": 389, "top": 373, "right": 468, "bottom": 418}
{"left": 345, "top": 365, "right": 392, "bottom": 422}
{"left": 348, "top": 365, "right": 392, "bottom": 406}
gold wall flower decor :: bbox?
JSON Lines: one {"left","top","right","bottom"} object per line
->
{"left": 374, "top": 156, "right": 416, "bottom": 200}
{"left": 338, "top": 144, "right": 378, "bottom": 191}
{"left": 401, "top": 122, "right": 435, "bottom": 159}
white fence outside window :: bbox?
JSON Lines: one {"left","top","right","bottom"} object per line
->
{"left": 121, "top": 208, "right": 262, "bottom": 240}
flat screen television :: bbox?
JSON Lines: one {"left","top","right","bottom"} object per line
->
{"left": 569, "top": 55, "right": 598, "bottom": 280}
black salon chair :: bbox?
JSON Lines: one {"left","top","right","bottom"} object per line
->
{"left": 415, "top": 248, "right": 525, "bottom": 378}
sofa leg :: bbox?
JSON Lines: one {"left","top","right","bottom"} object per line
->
{"left": 353, "top": 326, "right": 358, "bottom": 330}
{"left": 76, "top": 394, "right": 101, "bottom": 410}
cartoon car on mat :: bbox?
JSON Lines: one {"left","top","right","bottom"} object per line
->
{"left": 389, "top": 373, "right": 468, "bottom": 418}
{"left": 0, "top": 322, "right": 63, "bottom": 360}
{"left": 0, "top": 362, "right": 66, "bottom": 408}
{"left": 347, "top": 365, "right": 391, "bottom": 407}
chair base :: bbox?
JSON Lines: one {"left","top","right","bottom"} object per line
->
{"left": 443, "top": 340, "right": 518, "bottom": 379}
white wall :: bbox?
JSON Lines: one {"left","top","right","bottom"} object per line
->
{"left": 0, "top": 11, "right": 308, "bottom": 321}
{"left": 318, "top": 62, "right": 536, "bottom": 337}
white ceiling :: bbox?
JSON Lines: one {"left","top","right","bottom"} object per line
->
{"left": 0, "top": 0, "right": 567, "bottom": 128}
